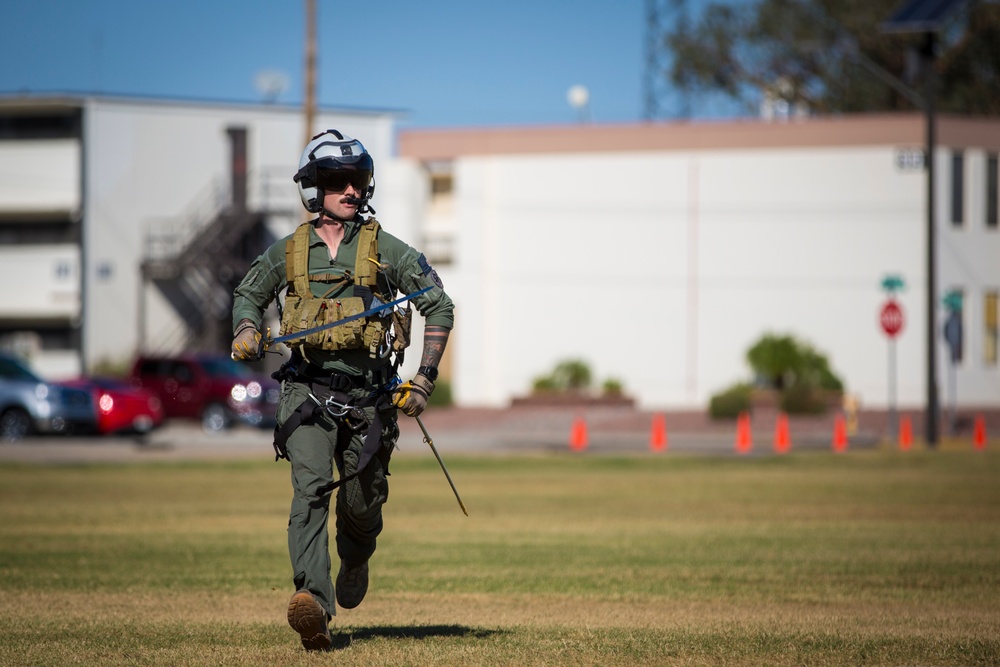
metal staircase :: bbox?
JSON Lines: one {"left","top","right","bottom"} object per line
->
{"left": 141, "top": 127, "right": 300, "bottom": 353}
{"left": 141, "top": 183, "right": 274, "bottom": 354}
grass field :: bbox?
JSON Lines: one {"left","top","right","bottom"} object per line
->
{"left": 1, "top": 448, "right": 998, "bottom": 666}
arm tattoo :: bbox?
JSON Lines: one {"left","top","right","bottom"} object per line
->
{"left": 420, "top": 325, "right": 450, "bottom": 368}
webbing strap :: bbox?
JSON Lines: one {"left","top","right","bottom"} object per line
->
{"left": 285, "top": 220, "right": 380, "bottom": 296}
{"left": 286, "top": 223, "right": 312, "bottom": 297}
{"left": 354, "top": 218, "right": 380, "bottom": 288}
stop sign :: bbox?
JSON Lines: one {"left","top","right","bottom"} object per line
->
{"left": 880, "top": 300, "right": 904, "bottom": 338}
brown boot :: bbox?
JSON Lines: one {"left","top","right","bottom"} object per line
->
{"left": 336, "top": 561, "right": 369, "bottom": 609}
{"left": 286, "top": 590, "right": 331, "bottom": 651}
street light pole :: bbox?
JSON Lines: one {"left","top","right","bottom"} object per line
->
{"left": 923, "top": 32, "right": 939, "bottom": 447}
{"left": 881, "top": 0, "right": 967, "bottom": 447}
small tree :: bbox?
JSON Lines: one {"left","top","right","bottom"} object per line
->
{"left": 746, "top": 334, "right": 801, "bottom": 390}
{"left": 746, "top": 333, "right": 843, "bottom": 393}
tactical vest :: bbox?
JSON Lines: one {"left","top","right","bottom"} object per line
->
{"left": 279, "top": 219, "right": 411, "bottom": 358}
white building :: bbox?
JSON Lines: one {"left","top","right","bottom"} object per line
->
{"left": 398, "top": 114, "right": 1000, "bottom": 411}
{"left": 0, "top": 94, "right": 410, "bottom": 378}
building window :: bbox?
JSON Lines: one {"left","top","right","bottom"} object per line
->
{"left": 951, "top": 150, "right": 964, "bottom": 227}
{"left": 0, "top": 221, "right": 79, "bottom": 244}
{"left": 988, "top": 153, "right": 998, "bottom": 230}
{"left": 0, "top": 111, "right": 81, "bottom": 140}
{"left": 986, "top": 291, "right": 998, "bottom": 366}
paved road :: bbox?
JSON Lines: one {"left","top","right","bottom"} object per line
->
{"left": 0, "top": 407, "right": 878, "bottom": 465}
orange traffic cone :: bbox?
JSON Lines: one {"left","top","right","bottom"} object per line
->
{"left": 832, "top": 414, "right": 848, "bottom": 452}
{"left": 773, "top": 412, "right": 791, "bottom": 454}
{"left": 973, "top": 415, "right": 987, "bottom": 450}
{"left": 569, "top": 416, "right": 588, "bottom": 451}
{"left": 650, "top": 413, "right": 668, "bottom": 452}
{"left": 898, "top": 414, "right": 913, "bottom": 451}
{"left": 735, "top": 411, "right": 752, "bottom": 454}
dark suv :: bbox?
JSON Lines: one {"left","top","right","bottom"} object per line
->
{"left": 128, "top": 355, "right": 279, "bottom": 432}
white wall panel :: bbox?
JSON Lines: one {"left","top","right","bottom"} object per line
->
{"left": 0, "top": 245, "right": 79, "bottom": 316}
{"left": 441, "top": 140, "right": 995, "bottom": 409}
{"left": 0, "top": 139, "right": 80, "bottom": 215}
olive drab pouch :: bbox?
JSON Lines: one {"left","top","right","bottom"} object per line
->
{"left": 390, "top": 307, "right": 412, "bottom": 352}
{"left": 281, "top": 295, "right": 367, "bottom": 350}
{"left": 319, "top": 297, "right": 366, "bottom": 349}
{"left": 362, "top": 314, "right": 388, "bottom": 357}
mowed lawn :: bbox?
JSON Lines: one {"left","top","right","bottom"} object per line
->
{"left": 0, "top": 448, "right": 998, "bottom": 666}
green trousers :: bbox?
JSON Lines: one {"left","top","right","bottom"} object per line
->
{"left": 279, "top": 381, "right": 397, "bottom": 618}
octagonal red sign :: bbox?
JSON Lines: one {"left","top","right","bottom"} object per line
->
{"left": 880, "top": 300, "right": 904, "bottom": 338}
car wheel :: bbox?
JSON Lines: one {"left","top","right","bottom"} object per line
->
{"left": 202, "top": 403, "right": 231, "bottom": 433}
{"left": 0, "top": 408, "right": 32, "bottom": 442}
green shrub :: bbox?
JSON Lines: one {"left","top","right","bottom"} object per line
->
{"left": 709, "top": 382, "right": 753, "bottom": 420}
{"left": 531, "top": 358, "right": 593, "bottom": 394}
{"left": 532, "top": 376, "right": 559, "bottom": 393}
{"left": 602, "top": 378, "right": 624, "bottom": 396}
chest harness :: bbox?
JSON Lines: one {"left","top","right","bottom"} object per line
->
{"left": 279, "top": 218, "right": 411, "bottom": 358}
{"left": 271, "top": 219, "right": 412, "bottom": 489}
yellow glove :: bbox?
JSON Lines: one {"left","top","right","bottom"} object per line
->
{"left": 231, "top": 319, "right": 263, "bottom": 361}
{"left": 392, "top": 373, "right": 435, "bottom": 417}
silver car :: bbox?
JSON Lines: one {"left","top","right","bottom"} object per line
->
{"left": 0, "top": 353, "right": 97, "bottom": 441}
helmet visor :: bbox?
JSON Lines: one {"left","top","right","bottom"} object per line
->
{"left": 315, "top": 167, "right": 372, "bottom": 193}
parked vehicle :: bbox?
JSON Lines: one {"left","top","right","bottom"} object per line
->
{"left": 61, "top": 377, "right": 165, "bottom": 436}
{"left": 0, "top": 352, "right": 97, "bottom": 441}
{"left": 128, "top": 355, "right": 279, "bottom": 432}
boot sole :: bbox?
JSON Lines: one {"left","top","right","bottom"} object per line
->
{"left": 287, "top": 590, "right": 331, "bottom": 651}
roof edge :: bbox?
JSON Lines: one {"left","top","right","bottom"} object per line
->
{"left": 399, "top": 113, "right": 1000, "bottom": 159}
{"left": 0, "top": 90, "right": 407, "bottom": 119}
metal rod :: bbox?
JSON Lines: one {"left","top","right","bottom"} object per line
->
{"left": 415, "top": 415, "right": 468, "bottom": 516}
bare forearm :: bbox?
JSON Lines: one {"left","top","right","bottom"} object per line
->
{"left": 420, "top": 325, "right": 450, "bottom": 368}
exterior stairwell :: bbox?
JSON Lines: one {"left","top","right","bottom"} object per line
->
{"left": 141, "top": 194, "right": 272, "bottom": 353}
{"left": 140, "top": 127, "right": 280, "bottom": 353}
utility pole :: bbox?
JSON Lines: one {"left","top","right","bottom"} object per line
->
{"left": 303, "top": 0, "right": 317, "bottom": 149}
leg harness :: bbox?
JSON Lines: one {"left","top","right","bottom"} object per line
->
{"left": 272, "top": 360, "right": 392, "bottom": 492}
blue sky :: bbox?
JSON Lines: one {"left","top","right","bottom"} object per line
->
{"left": 0, "top": 0, "right": 737, "bottom": 129}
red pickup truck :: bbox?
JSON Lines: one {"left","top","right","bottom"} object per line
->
{"left": 129, "top": 355, "right": 279, "bottom": 432}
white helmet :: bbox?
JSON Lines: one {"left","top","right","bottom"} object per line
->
{"left": 293, "top": 129, "right": 375, "bottom": 213}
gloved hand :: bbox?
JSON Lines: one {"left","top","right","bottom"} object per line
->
{"left": 391, "top": 373, "right": 435, "bottom": 417}
{"left": 231, "top": 319, "right": 263, "bottom": 361}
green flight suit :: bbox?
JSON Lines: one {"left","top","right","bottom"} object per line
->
{"left": 232, "top": 216, "right": 454, "bottom": 618}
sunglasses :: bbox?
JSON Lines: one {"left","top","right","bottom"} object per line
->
{"left": 315, "top": 169, "right": 371, "bottom": 193}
